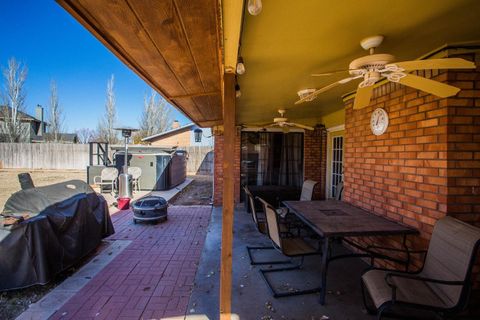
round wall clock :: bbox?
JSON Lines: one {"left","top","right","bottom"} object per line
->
{"left": 370, "top": 108, "right": 389, "bottom": 136}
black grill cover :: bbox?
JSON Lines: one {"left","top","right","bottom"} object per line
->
{"left": 0, "top": 180, "right": 114, "bottom": 291}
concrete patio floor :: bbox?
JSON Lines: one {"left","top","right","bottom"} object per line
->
{"left": 188, "top": 206, "right": 377, "bottom": 320}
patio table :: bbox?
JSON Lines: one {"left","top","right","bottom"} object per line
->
{"left": 283, "top": 200, "right": 418, "bottom": 305}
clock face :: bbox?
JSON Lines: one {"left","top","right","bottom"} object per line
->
{"left": 370, "top": 108, "right": 389, "bottom": 136}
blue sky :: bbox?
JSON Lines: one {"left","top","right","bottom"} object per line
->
{"left": 0, "top": 0, "right": 189, "bottom": 132}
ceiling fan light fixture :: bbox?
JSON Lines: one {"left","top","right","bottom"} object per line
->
{"left": 360, "top": 35, "right": 384, "bottom": 52}
{"left": 297, "top": 88, "right": 316, "bottom": 101}
{"left": 247, "top": 0, "right": 262, "bottom": 15}
{"left": 236, "top": 57, "right": 246, "bottom": 75}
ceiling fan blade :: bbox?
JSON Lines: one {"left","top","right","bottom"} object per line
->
{"left": 311, "top": 69, "right": 354, "bottom": 76}
{"left": 353, "top": 85, "right": 374, "bottom": 110}
{"left": 289, "top": 123, "right": 314, "bottom": 131}
{"left": 391, "top": 58, "right": 475, "bottom": 71}
{"left": 398, "top": 73, "right": 460, "bottom": 98}
{"left": 295, "top": 76, "right": 361, "bottom": 105}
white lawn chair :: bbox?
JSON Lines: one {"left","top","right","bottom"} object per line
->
{"left": 93, "top": 167, "right": 118, "bottom": 194}
{"left": 128, "top": 166, "right": 142, "bottom": 192}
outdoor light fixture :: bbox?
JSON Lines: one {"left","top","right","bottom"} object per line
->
{"left": 236, "top": 57, "right": 246, "bottom": 75}
{"left": 248, "top": 0, "right": 262, "bottom": 15}
{"left": 235, "top": 84, "right": 241, "bottom": 98}
{"left": 194, "top": 128, "right": 203, "bottom": 143}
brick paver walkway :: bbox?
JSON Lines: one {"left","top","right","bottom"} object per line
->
{"left": 50, "top": 206, "right": 211, "bottom": 320}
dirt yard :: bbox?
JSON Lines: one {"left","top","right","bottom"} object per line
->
{"left": 171, "top": 174, "right": 213, "bottom": 205}
{"left": 0, "top": 169, "right": 86, "bottom": 210}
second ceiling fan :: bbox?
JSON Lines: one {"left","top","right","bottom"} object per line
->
{"left": 243, "top": 109, "right": 314, "bottom": 131}
{"left": 295, "top": 35, "right": 476, "bottom": 109}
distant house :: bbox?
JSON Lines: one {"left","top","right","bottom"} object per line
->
{"left": 0, "top": 105, "right": 78, "bottom": 143}
{"left": 142, "top": 121, "right": 213, "bottom": 147}
{"left": 0, "top": 105, "right": 48, "bottom": 142}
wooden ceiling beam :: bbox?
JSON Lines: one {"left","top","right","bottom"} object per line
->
{"left": 222, "top": 0, "right": 244, "bottom": 73}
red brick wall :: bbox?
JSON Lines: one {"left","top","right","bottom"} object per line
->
{"left": 213, "top": 128, "right": 241, "bottom": 206}
{"left": 446, "top": 52, "right": 480, "bottom": 223}
{"left": 304, "top": 126, "right": 328, "bottom": 200}
{"left": 343, "top": 52, "right": 480, "bottom": 273}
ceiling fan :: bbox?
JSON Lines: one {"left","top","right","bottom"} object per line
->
{"left": 243, "top": 109, "right": 314, "bottom": 131}
{"left": 295, "top": 35, "right": 476, "bottom": 109}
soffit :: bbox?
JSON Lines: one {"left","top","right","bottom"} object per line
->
{"left": 57, "top": 0, "right": 223, "bottom": 127}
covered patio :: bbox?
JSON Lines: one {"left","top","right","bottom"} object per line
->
{"left": 55, "top": 0, "right": 480, "bottom": 319}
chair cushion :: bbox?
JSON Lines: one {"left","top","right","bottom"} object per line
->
{"left": 281, "top": 237, "right": 318, "bottom": 256}
{"left": 362, "top": 269, "right": 449, "bottom": 309}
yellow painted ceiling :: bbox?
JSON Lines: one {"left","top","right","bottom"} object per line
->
{"left": 237, "top": 0, "right": 480, "bottom": 126}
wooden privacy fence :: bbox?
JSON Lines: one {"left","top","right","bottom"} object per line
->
{"left": 0, "top": 143, "right": 90, "bottom": 170}
{"left": 0, "top": 143, "right": 214, "bottom": 173}
{"left": 183, "top": 146, "right": 214, "bottom": 174}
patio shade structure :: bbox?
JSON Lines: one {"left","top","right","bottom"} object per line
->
{"left": 56, "top": 0, "right": 480, "bottom": 318}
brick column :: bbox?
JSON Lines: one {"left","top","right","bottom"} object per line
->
{"left": 213, "top": 128, "right": 241, "bottom": 206}
{"left": 304, "top": 125, "right": 328, "bottom": 200}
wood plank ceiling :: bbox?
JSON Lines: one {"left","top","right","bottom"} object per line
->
{"left": 57, "top": 0, "right": 222, "bottom": 127}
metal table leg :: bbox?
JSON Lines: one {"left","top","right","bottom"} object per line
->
{"left": 319, "top": 237, "right": 330, "bottom": 305}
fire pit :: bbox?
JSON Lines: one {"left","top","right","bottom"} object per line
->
{"left": 132, "top": 196, "right": 168, "bottom": 224}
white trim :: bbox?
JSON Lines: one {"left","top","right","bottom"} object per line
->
{"left": 325, "top": 130, "right": 345, "bottom": 199}
{"left": 326, "top": 124, "right": 345, "bottom": 132}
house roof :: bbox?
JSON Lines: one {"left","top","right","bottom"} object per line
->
{"left": 142, "top": 123, "right": 195, "bottom": 142}
{"left": 0, "top": 106, "right": 44, "bottom": 123}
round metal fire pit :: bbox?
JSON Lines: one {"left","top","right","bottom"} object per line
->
{"left": 132, "top": 196, "right": 168, "bottom": 224}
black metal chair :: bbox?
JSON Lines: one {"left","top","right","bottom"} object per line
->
{"left": 244, "top": 186, "right": 290, "bottom": 265}
{"left": 257, "top": 197, "right": 322, "bottom": 298}
{"left": 361, "top": 216, "right": 480, "bottom": 319}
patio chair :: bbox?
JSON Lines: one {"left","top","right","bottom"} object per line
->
{"left": 93, "top": 167, "right": 118, "bottom": 194}
{"left": 257, "top": 197, "right": 322, "bottom": 298}
{"left": 361, "top": 216, "right": 480, "bottom": 319}
{"left": 244, "top": 186, "right": 291, "bottom": 265}
{"left": 300, "top": 179, "right": 318, "bottom": 201}
{"left": 128, "top": 166, "right": 142, "bottom": 192}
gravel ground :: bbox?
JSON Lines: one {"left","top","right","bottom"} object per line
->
{"left": 171, "top": 174, "right": 213, "bottom": 205}
{"left": 0, "top": 169, "right": 86, "bottom": 210}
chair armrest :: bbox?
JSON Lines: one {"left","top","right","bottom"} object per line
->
{"left": 385, "top": 273, "right": 465, "bottom": 287}
{"left": 93, "top": 176, "right": 101, "bottom": 184}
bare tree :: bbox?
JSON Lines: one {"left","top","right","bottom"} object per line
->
{"left": 48, "top": 80, "right": 64, "bottom": 142}
{"left": 97, "top": 75, "right": 118, "bottom": 143}
{"left": 137, "top": 90, "right": 172, "bottom": 140}
{"left": 75, "top": 128, "right": 95, "bottom": 144}
{"left": 0, "top": 58, "right": 28, "bottom": 142}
